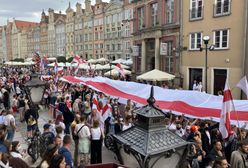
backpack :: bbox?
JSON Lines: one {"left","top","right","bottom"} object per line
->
{"left": 41, "top": 132, "right": 54, "bottom": 147}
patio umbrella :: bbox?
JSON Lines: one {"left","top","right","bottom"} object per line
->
{"left": 123, "top": 58, "right": 133, "bottom": 65}
{"left": 101, "top": 64, "right": 115, "bottom": 70}
{"left": 104, "top": 68, "right": 131, "bottom": 76}
{"left": 87, "top": 59, "right": 97, "bottom": 64}
{"left": 111, "top": 58, "right": 126, "bottom": 64}
{"left": 137, "top": 69, "right": 175, "bottom": 81}
{"left": 96, "top": 57, "right": 109, "bottom": 63}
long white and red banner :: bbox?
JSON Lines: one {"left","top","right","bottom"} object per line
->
{"left": 60, "top": 76, "right": 248, "bottom": 125}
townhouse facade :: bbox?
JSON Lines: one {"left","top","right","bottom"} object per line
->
{"left": 6, "top": 21, "right": 13, "bottom": 61}
{"left": 11, "top": 20, "right": 39, "bottom": 59}
{"left": 83, "top": 0, "right": 94, "bottom": 60}
{"left": 65, "top": 2, "right": 75, "bottom": 57}
{"left": 104, "top": 0, "right": 123, "bottom": 61}
{"left": 20, "top": 27, "right": 28, "bottom": 58}
{"left": 1, "top": 26, "right": 7, "bottom": 62}
{"left": 132, "top": 0, "right": 181, "bottom": 79}
{"left": 40, "top": 10, "right": 49, "bottom": 55}
{"left": 74, "top": 3, "right": 84, "bottom": 57}
{"left": 122, "top": 0, "right": 134, "bottom": 61}
{"left": 0, "top": 27, "right": 3, "bottom": 62}
{"left": 181, "top": 0, "right": 247, "bottom": 98}
{"left": 55, "top": 14, "right": 66, "bottom": 56}
{"left": 93, "top": 0, "right": 106, "bottom": 59}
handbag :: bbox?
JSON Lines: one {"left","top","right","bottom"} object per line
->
{"left": 73, "top": 125, "right": 85, "bottom": 140}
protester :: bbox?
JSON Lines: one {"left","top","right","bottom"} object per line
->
{"left": 59, "top": 135, "right": 73, "bottom": 168}
{"left": 42, "top": 123, "right": 55, "bottom": 146}
{"left": 90, "top": 119, "right": 104, "bottom": 164}
{"left": 4, "top": 110, "right": 16, "bottom": 141}
{"left": 38, "top": 144, "right": 58, "bottom": 168}
{"left": 230, "top": 139, "right": 248, "bottom": 168}
{"left": 75, "top": 116, "right": 91, "bottom": 166}
{"left": 49, "top": 154, "right": 66, "bottom": 168}
{"left": 10, "top": 141, "right": 23, "bottom": 159}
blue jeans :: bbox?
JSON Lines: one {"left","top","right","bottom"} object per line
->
{"left": 6, "top": 128, "right": 15, "bottom": 141}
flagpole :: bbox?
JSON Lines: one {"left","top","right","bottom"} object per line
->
{"left": 230, "top": 97, "right": 241, "bottom": 129}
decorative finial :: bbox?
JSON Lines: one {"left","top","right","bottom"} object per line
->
{"left": 147, "top": 86, "right": 156, "bottom": 105}
{"left": 69, "top": 1, "right": 71, "bottom": 8}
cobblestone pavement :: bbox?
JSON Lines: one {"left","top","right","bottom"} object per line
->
{"left": 13, "top": 106, "right": 117, "bottom": 167}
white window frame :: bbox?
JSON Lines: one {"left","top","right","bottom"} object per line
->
{"left": 138, "top": 7, "right": 145, "bottom": 30}
{"left": 189, "top": 32, "right": 202, "bottom": 50}
{"left": 213, "top": 29, "right": 229, "bottom": 49}
{"left": 214, "top": 0, "right": 231, "bottom": 16}
{"left": 190, "top": 0, "right": 203, "bottom": 20}
{"left": 166, "top": 0, "right": 174, "bottom": 24}
{"left": 151, "top": 3, "right": 158, "bottom": 26}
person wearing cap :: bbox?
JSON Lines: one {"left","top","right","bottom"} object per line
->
{"left": 230, "top": 139, "right": 248, "bottom": 168}
{"left": 42, "top": 123, "right": 55, "bottom": 146}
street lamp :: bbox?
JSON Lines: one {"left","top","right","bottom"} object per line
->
{"left": 200, "top": 35, "right": 215, "bottom": 93}
{"left": 23, "top": 74, "right": 47, "bottom": 162}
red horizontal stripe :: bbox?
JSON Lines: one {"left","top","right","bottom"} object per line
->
{"left": 62, "top": 76, "right": 248, "bottom": 121}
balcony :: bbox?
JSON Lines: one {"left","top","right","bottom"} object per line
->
{"left": 189, "top": 7, "right": 203, "bottom": 21}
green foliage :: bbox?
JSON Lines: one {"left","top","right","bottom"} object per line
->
{"left": 57, "top": 56, "right": 66, "bottom": 63}
{"left": 13, "top": 58, "right": 25, "bottom": 62}
{"left": 67, "top": 57, "right": 74, "bottom": 63}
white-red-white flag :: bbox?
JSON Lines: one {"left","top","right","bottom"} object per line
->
{"left": 92, "top": 97, "right": 100, "bottom": 112}
{"left": 115, "top": 63, "right": 125, "bottom": 78}
{"left": 102, "top": 104, "right": 112, "bottom": 121}
{"left": 236, "top": 76, "right": 248, "bottom": 98}
{"left": 219, "top": 80, "right": 233, "bottom": 139}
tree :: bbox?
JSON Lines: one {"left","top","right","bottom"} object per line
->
{"left": 56, "top": 56, "right": 66, "bottom": 63}
{"left": 13, "top": 58, "right": 25, "bottom": 62}
{"left": 67, "top": 57, "right": 74, "bottom": 63}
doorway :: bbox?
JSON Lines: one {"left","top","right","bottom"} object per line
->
{"left": 189, "top": 68, "right": 202, "bottom": 90}
{"left": 213, "top": 69, "right": 227, "bottom": 95}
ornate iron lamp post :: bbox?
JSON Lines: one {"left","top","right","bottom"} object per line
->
{"left": 23, "top": 74, "right": 47, "bottom": 162}
{"left": 105, "top": 86, "right": 188, "bottom": 168}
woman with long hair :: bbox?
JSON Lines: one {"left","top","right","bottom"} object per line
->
{"left": 49, "top": 154, "right": 66, "bottom": 168}
{"left": 90, "top": 119, "right": 104, "bottom": 164}
{"left": 38, "top": 144, "right": 58, "bottom": 168}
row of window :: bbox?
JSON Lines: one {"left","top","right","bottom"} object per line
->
{"left": 189, "top": 29, "right": 229, "bottom": 50}
{"left": 137, "top": 0, "right": 175, "bottom": 30}
{"left": 190, "top": 0, "right": 231, "bottom": 20}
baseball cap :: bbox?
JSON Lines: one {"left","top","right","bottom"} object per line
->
{"left": 43, "top": 123, "right": 51, "bottom": 129}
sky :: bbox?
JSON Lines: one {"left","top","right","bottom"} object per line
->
{"left": 0, "top": 0, "right": 108, "bottom": 26}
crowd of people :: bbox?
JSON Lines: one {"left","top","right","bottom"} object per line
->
{"left": 0, "top": 65, "right": 246, "bottom": 168}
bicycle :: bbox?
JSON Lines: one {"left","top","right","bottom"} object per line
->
{"left": 27, "top": 128, "right": 47, "bottom": 162}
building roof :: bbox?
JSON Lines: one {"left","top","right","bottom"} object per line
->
{"left": 15, "top": 20, "right": 39, "bottom": 29}
{"left": 114, "top": 127, "right": 188, "bottom": 156}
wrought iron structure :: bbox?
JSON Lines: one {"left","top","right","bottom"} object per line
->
{"left": 23, "top": 74, "right": 47, "bottom": 162}
{"left": 105, "top": 86, "right": 188, "bottom": 168}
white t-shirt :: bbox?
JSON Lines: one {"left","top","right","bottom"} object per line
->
{"left": 75, "top": 123, "right": 91, "bottom": 139}
{"left": 10, "top": 151, "right": 22, "bottom": 159}
{"left": 4, "top": 114, "right": 15, "bottom": 127}
{"left": 91, "top": 127, "right": 101, "bottom": 140}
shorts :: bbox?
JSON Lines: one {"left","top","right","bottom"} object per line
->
{"left": 27, "top": 125, "right": 36, "bottom": 132}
